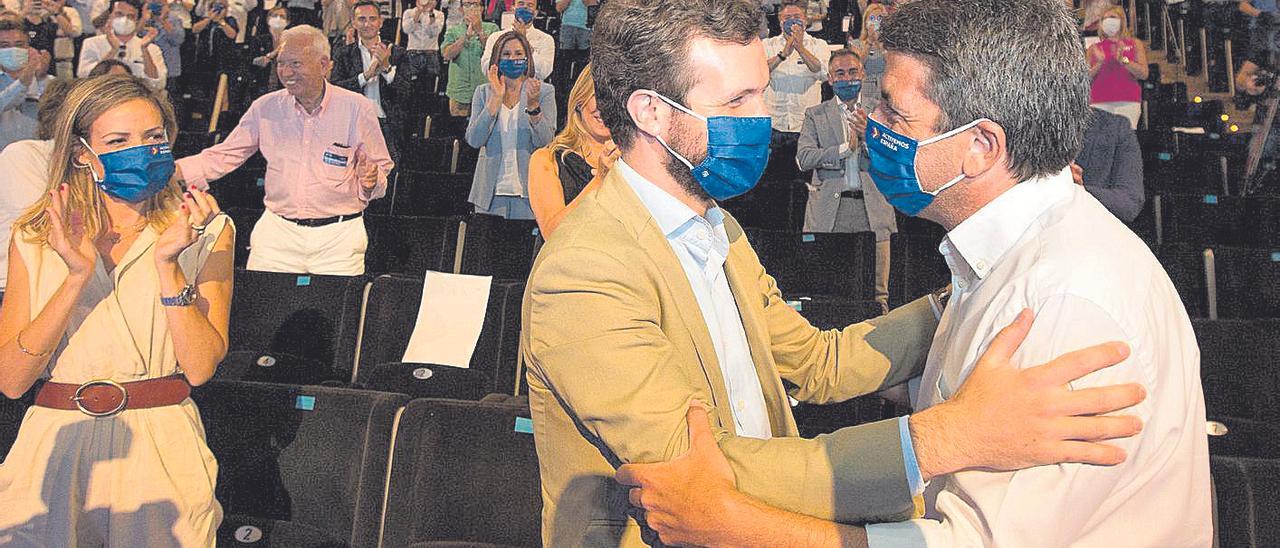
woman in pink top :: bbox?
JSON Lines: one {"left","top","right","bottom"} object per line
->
{"left": 1086, "top": 6, "right": 1148, "bottom": 129}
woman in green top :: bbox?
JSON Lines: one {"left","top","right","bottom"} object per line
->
{"left": 441, "top": 0, "right": 498, "bottom": 116}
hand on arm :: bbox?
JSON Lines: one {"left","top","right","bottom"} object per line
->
{"left": 907, "top": 308, "right": 1144, "bottom": 481}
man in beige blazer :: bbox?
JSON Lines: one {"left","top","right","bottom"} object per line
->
{"left": 521, "top": 1, "right": 1147, "bottom": 546}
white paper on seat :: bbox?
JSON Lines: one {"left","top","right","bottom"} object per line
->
{"left": 401, "top": 271, "right": 493, "bottom": 368}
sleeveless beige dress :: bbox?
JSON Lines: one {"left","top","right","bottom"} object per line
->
{"left": 0, "top": 214, "right": 232, "bottom": 547}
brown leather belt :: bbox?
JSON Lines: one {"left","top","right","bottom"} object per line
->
{"left": 34, "top": 374, "right": 191, "bottom": 417}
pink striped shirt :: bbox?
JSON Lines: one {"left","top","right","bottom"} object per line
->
{"left": 176, "top": 82, "right": 394, "bottom": 219}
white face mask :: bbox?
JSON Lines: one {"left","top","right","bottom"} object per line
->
{"left": 267, "top": 16, "right": 287, "bottom": 30}
{"left": 0, "top": 47, "right": 28, "bottom": 72}
{"left": 1100, "top": 17, "right": 1121, "bottom": 37}
{"left": 112, "top": 15, "right": 137, "bottom": 36}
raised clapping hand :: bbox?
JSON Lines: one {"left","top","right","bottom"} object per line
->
{"left": 355, "top": 148, "right": 380, "bottom": 190}
{"left": 45, "top": 183, "right": 97, "bottom": 278}
{"left": 155, "top": 186, "right": 222, "bottom": 265}
{"left": 523, "top": 78, "right": 539, "bottom": 109}
{"left": 487, "top": 63, "right": 505, "bottom": 96}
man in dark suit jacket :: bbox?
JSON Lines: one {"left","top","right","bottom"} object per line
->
{"left": 1073, "top": 106, "right": 1145, "bottom": 222}
{"left": 331, "top": 0, "right": 411, "bottom": 163}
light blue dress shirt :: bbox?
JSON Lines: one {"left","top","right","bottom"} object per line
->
{"left": 616, "top": 159, "right": 773, "bottom": 440}
{"left": 561, "top": 0, "right": 588, "bottom": 29}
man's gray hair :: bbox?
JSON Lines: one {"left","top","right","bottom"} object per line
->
{"left": 280, "top": 24, "right": 331, "bottom": 59}
{"left": 880, "top": 0, "right": 1091, "bottom": 181}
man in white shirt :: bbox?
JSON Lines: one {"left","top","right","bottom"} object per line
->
{"left": 762, "top": 0, "right": 828, "bottom": 148}
{"left": 612, "top": 0, "right": 1212, "bottom": 546}
{"left": 0, "top": 15, "right": 52, "bottom": 151}
{"left": 478, "top": 0, "right": 553, "bottom": 81}
{"left": 75, "top": 0, "right": 166, "bottom": 90}
{"left": 0, "top": 76, "right": 68, "bottom": 294}
{"left": 401, "top": 0, "right": 443, "bottom": 130}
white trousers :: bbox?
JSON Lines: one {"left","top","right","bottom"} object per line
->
{"left": 1091, "top": 101, "right": 1142, "bottom": 130}
{"left": 246, "top": 209, "right": 368, "bottom": 276}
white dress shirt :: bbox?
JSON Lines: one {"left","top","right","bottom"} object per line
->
{"left": 400, "top": 7, "right": 444, "bottom": 51}
{"left": 762, "top": 32, "right": 829, "bottom": 133}
{"left": 0, "top": 139, "right": 53, "bottom": 290}
{"left": 356, "top": 41, "right": 397, "bottom": 119}
{"left": 494, "top": 104, "right": 523, "bottom": 197}
{"left": 866, "top": 169, "right": 1212, "bottom": 547}
{"left": 75, "top": 34, "right": 168, "bottom": 91}
{"left": 837, "top": 101, "right": 862, "bottom": 192}
{"left": 479, "top": 27, "right": 555, "bottom": 82}
{"left": 614, "top": 159, "right": 772, "bottom": 439}
{"left": 0, "top": 75, "right": 51, "bottom": 151}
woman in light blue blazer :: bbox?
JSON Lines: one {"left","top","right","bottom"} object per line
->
{"left": 464, "top": 31, "right": 557, "bottom": 219}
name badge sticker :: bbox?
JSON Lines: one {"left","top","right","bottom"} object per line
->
{"left": 323, "top": 151, "right": 350, "bottom": 167}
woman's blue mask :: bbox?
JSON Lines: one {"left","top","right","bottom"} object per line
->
{"left": 863, "top": 116, "right": 986, "bottom": 216}
{"left": 832, "top": 79, "right": 862, "bottom": 102}
{"left": 81, "top": 137, "right": 175, "bottom": 203}
{"left": 498, "top": 58, "right": 528, "bottom": 79}
{"left": 513, "top": 6, "right": 534, "bottom": 23}
{"left": 651, "top": 91, "right": 772, "bottom": 202}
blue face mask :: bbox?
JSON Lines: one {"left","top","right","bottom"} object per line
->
{"left": 863, "top": 116, "right": 985, "bottom": 216}
{"left": 498, "top": 58, "right": 527, "bottom": 79}
{"left": 651, "top": 92, "right": 772, "bottom": 202}
{"left": 832, "top": 79, "right": 862, "bottom": 102}
{"left": 81, "top": 138, "right": 176, "bottom": 203}
{"left": 513, "top": 6, "right": 534, "bottom": 23}
{"left": 781, "top": 17, "right": 805, "bottom": 36}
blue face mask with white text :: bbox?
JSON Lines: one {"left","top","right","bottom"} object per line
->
{"left": 513, "top": 6, "right": 534, "bottom": 23}
{"left": 832, "top": 79, "right": 862, "bottom": 102}
{"left": 498, "top": 58, "right": 528, "bottom": 79}
{"left": 863, "top": 116, "right": 985, "bottom": 216}
{"left": 81, "top": 137, "right": 176, "bottom": 203}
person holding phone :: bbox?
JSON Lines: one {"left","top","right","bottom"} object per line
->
{"left": 441, "top": 0, "right": 496, "bottom": 116}
{"left": 187, "top": 0, "right": 237, "bottom": 90}
{"left": 76, "top": 0, "right": 167, "bottom": 91}
{"left": 138, "top": 0, "right": 183, "bottom": 99}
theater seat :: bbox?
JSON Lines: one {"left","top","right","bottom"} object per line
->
{"left": 784, "top": 295, "right": 885, "bottom": 329}
{"left": 753, "top": 231, "right": 877, "bottom": 301}
{"left": 378, "top": 399, "right": 541, "bottom": 548}
{"left": 1211, "top": 455, "right": 1280, "bottom": 548}
{"left": 1209, "top": 246, "right": 1280, "bottom": 319}
{"left": 1155, "top": 244, "right": 1210, "bottom": 318}
{"left": 354, "top": 274, "right": 525, "bottom": 397}
{"left": 191, "top": 381, "right": 408, "bottom": 548}
{"left": 1193, "top": 319, "right": 1280, "bottom": 423}
{"left": 456, "top": 215, "right": 541, "bottom": 279}
{"left": 889, "top": 232, "right": 950, "bottom": 308}
{"left": 364, "top": 215, "right": 461, "bottom": 276}
{"left": 222, "top": 270, "right": 366, "bottom": 385}
{"left": 222, "top": 208, "right": 262, "bottom": 269}
{"left": 392, "top": 172, "right": 474, "bottom": 217}
{"left": 1208, "top": 416, "right": 1280, "bottom": 460}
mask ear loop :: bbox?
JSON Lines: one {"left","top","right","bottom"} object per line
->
{"left": 76, "top": 137, "right": 104, "bottom": 183}
{"left": 647, "top": 90, "right": 706, "bottom": 170}
{"left": 916, "top": 118, "right": 990, "bottom": 196}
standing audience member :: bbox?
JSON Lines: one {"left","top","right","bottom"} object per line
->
{"left": 175, "top": 25, "right": 393, "bottom": 275}
{"left": 401, "top": 0, "right": 443, "bottom": 130}
{"left": 0, "top": 14, "right": 52, "bottom": 149}
{"left": 331, "top": 0, "right": 408, "bottom": 163}
{"left": 796, "top": 48, "right": 895, "bottom": 310}
{"left": 19, "top": 0, "right": 74, "bottom": 55}
{"left": 848, "top": 1, "right": 886, "bottom": 112}
{"left": 139, "top": 0, "right": 182, "bottom": 99}
{"left": 763, "top": 0, "right": 828, "bottom": 148}
{"left": 528, "top": 64, "right": 613, "bottom": 236}
{"left": 320, "top": 0, "right": 348, "bottom": 38}
{"left": 441, "top": 0, "right": 460, "bottom": 27}
{"left": 0, "top": 77, "right": 71, "bottom": 296}
{"left": 441, "top": 0, "right": 495, "bottom": 116}
{"left": 1073, "top": 106, "right": 1145, "bottom": 222}
{"left": 66, "top": 0, "right": 106, "bottom": 37}
{"left": 0, "top": 73, "right": 232, "bottom": 546}
{"left": 76, "top": 0, "right": 167, "bottom": 91}
{"left": 554, "top": 0, "right": 592, "bottom": 69}
{"left": 1086, "top": 6, "right": 1147, "bottom": 129}
{"left": 464, "top": 30, "right": 555, "bottom": 220}
{"left": 1080, "top": 0, "right": 1116, "bottom": 37}
{"left": 189, "top": 0, "right": 240, "bottom": 88}
{"left": 248, "top": 5, "right": 287, "bottom": 95}
{"left": 479, "top": 0, "right": 552, "bottom": 81}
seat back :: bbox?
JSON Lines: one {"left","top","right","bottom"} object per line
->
{"left": 1210, "top": 246, "right": 1280, "bottom": 319}
{"left": 1193, "top": 319, "right": 1280, "bottom": 423}
{"left": 379, "top": 398, "right": 541, "bottom": 548}
{"left": 364, "top": 215, "right": 461, "bottom": 276}
{"left": 356, "top": 274, "right": 525, "bottom": 395}
{"left": 456, "top": 215, "right": 541, "bottom": 279}
{"left": 225, "top": 270, "right": 366, "bottom": 384}
{"left": 754, "top": 231, "right": 877, "bottom": 300}
{"left": 191, "top": 380, "right": 408, "bottom": 547}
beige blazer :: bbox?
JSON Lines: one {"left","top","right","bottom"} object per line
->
{"left": 522, "top": 168, "right": 939, "bottom": 547}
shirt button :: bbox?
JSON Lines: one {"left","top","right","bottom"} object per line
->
{"left": 975, "top": 260, "right": 989, "bottom": 272}
{"left": 956, "top": 280, "right": 967, "bottom": 291}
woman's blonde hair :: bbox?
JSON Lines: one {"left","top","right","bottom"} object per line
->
{"left": 858, "top": 4, "right": 889, "bottom": 46}
{"left": 1099, "top": 6, "right": 1131, "bottom": 38}
{"left": 16, "top": 74, "right": 183, "bottom": 245}
{"left": 547, "top": 64, "right": 608, "bottom": 159}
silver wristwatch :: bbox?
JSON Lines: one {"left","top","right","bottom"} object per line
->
{"left": 160, "top": 284, "right": 198, "bottom": 307}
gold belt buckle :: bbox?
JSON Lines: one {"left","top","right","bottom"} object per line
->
{"left": 71, "top": 379, "right": 129, "bottom": 417}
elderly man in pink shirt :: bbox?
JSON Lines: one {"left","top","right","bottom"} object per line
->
{"left": 175, "top": 24, "right": 394, "bottom": 276}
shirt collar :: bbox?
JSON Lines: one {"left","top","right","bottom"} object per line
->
{"left": 615, "top": 158, "right": 702, "bottom": 237}
{"left": 942, "top": 167, "right": 1074, "bottom": 280}
{"left": 615, "top": 159, "right": 730, "bottom": 266}
{"left": 292, "top": 80, "right": 331, "bottom": 116}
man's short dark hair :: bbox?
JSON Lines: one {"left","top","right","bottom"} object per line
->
{"left": 352, "top": 0, "right": 380, "bottom": 15}
{"left": 590, "top": 0, "right": 761, "bottom": 151}
{"left": 879, "top": 0, "right": 1090, "bottom": 181}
